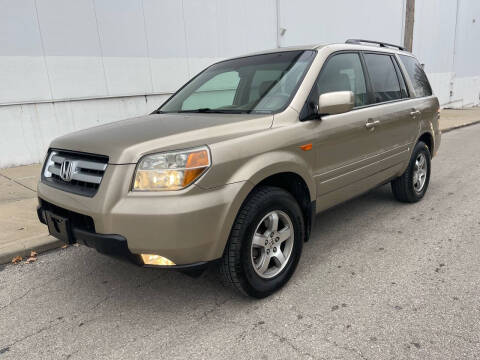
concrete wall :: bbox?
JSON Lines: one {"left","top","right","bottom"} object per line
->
{"left": 0, "top": 0, "right": 277, "bottom": 104}
{"left": 0, "top": 0, "right": 277, "bottom": 167}
{"left": 0, "top": 94, "right": 168, "bottom": 167}
{"left": 413, "top": 0, "right": 480, "bottom": 108}
{"left": 277, "top": 0, "right": 405, "bottom": 47}
{"left": 0, "top": 0, "right": 479, "bottom": 167}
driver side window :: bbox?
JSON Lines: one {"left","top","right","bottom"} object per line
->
{"left": 315, "top": 53, "right": 368, "bottom": 107}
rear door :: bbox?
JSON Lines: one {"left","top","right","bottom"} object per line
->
{"left": 360, "top": 52, "right": 417, "bottom": 169}
{"left": 397, "top": 54, "right": 438, "bottom": 150}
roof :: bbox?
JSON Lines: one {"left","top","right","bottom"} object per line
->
{"left": 244, "top": 40, "right": 411, "bottom": 57}
{"left": 219, "top": 41, "right": 413, "bottom": 65}
{"left": 245, "top": 44, "right": 324, "bottom": 56}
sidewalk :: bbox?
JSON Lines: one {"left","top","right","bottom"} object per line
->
{"left": 0, "top": 108, "right": 479, "bottom": 264}
{"left": 439, "top": 107, "right": 480, "bottom": 132}
{"left": 0, "top": 165, "right": 62, "bottom": 264}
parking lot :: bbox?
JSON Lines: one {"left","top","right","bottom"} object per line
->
{"left": 1, "top": 124, "right": 479, "bottom": 360}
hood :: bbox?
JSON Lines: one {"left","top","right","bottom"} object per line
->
{"left": 51, "top": 113, "right": 273, "bottom": 164}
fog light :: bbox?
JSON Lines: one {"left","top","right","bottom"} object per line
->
{"left": 141, "top": 254, "right": 176, "bottom": 266}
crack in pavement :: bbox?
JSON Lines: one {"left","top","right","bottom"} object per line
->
{"left": 0, "top": 271, "right": 66, "bottom": 313}
{"left": 324, "top": 339, "right": 369, "bottom": 360}
{"left": 267, "top": 329, "right": 320, "bottom": 360}
{"left": 2, "top": 316, "right": 65, "bottom": 350}
{"left": 0, "top": 173, "right": 37, "bottom": 193}
{"left": 198, "top": 296, "right": 233, "bottom": 321}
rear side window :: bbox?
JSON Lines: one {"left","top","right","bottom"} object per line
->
{"left": 399, "top": 55, "right": 432, "bottom": 97}
{"left": 364, "top": 54, "right": 402, "bottom": 103}
{"left": 392, "top": 58, "right": 409, "bottom": 98}
{"left": 315, "top": 53, "right": 368, "bottom": 107}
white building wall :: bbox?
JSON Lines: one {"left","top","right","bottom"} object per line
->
{"left": 0, "top": 94, "right": 169, "bottom": 167}
{"left": 413, "top": 0, "right": 480, "bottom": 108}
{"left": 0, "top": 0, "right": 278, "bottom": 105}
{"left": 450, "top": 0, "right": 480, "bottom": 108}
{"left": 277, "top": 0, "right": 405, "bottom": 47}
{"left": 0, "top": 0, "right": 479, "bottom": 167}
{"left": 0, "top": 0, "right": 277, "bottom": 168}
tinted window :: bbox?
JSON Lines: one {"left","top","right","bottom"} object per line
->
{"left": 400, "top": 55, "right": 432, "bottom": 97}
{"left": 160, "top": 50, "right": 315, "bottom": 114}
{"left": 392, "top": 58, "right": 409, "bottom": 98}
{"left": 364, "top": 54, "right": 402, "bottom": 103}
{"left": 315, "top": 53, "right": 368, "bottom": 107}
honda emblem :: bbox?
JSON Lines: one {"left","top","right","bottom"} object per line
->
{"left": 60, "top": 160, "right": 75, "bottom": 182}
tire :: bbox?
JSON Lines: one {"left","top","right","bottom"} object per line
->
{"left": 391, "top": 141, "right": 431, "bottom": 203}
{"left": 220, "top": 186, "right": 304, "bottom": 298}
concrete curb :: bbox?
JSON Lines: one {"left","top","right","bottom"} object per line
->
{"left": 441, "top": 119, "right": 480, "bottom": 133}
{"left": 0, "top": 235, "right": 63, "bottom": 265}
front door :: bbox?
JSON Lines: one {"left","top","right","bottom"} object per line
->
{"left": 309, "top": 52, "right": 383, "bottom": 197}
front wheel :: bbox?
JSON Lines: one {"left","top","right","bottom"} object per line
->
{"left": 391, "top": 141, "right": 431, "bottom": 203}
{"left": 220, "top": 186, "right": 304, "bottom": 298}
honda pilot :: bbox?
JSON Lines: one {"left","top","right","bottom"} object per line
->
{"left": 37, "top": 39, "right": 441, "bottom": 298}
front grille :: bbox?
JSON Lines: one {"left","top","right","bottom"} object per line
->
{"left": 40, "top": 199, "right": 95, "bottom": 232}
{"left": 42, "top": 149, "right": 109, "bottom": 197}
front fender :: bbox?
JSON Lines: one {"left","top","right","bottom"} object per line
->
{"left": 232, "top": 151, "right": 316, "bottom": 201}
{"left": 196, "top": 150, "right": 315, "bottom": 259}
{"left": 199, "top": 148, "right": 316, "bottom": 201}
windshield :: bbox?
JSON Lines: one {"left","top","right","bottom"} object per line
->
{"left": 158, "top": 50, "right": 315, "bottom": 114}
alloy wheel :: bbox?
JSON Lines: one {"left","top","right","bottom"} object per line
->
{"left": 250, "top": 210, "right": 294, "bottom": 279}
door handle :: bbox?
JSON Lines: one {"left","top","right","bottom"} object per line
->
{"left": 365, "top": 119, "right": 380, "bottom": 129}
{"left": 410, "top": 110, "right": 421, "bottom": 117}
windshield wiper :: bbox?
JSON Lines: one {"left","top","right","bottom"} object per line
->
{"left": 177, "top": 108, "right": 212, "bottom": 113}
{"left": 178, "top": 108, "right": 247, "bottom": 114}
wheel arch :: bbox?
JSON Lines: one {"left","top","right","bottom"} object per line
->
{"left": 418, "top": 131, "right": 434, "bottom": 155}
{"left": 255, "top": 172, "right": 316, "bottom": 241}
{"left": 223, "top": 168, "right": 316, "bottom": 247}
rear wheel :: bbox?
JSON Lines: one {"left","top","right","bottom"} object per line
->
{"left": 391, "top": 141, "right": 431, "bottom": 203}
{"left": 220, "top": 186, "right": 304, "bottom": 298}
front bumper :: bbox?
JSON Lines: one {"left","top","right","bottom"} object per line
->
{"left": 37, "top": 163, "right": 252, "bottom": 265}
{"left": 37, "top": 204, "right": 211, "bottom": 269}
{"left": 38, "top": 204, "right": 212, "bottom": 270}
{"left": 37, "top": 203, "right": 129, "bottom": 253}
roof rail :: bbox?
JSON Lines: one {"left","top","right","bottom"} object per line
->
{"left": 345, "top": 39, "right": 406, "bottom": 51}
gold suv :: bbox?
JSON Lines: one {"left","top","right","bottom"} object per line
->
{"left": 38, "top": 39, "right": 441, "bottom": 298}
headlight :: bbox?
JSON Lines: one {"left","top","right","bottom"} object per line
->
{"left": 43, "top": 150, "right": 57, "bottom": 178}
{"left": 133, "top": 146, "right": 211, "bottom": 191}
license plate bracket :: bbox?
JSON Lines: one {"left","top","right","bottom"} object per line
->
{"left": 45, "top": 211, "right": 74, "bottom": 244}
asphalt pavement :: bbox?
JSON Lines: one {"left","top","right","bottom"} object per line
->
{"left": 1, "top": 124, "right": 479, "bottom": 359}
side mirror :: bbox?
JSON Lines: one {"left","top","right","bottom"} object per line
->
{"left": 318, "top": 91, "right": 354, "bottom": 116}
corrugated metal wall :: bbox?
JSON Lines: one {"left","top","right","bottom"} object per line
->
{"left": 0, "top": 0, "right": 479, "bottom": 167}
{"left": 0, "top": 0, "right": 278, "bottom": 167}
{"left": 277, "top": 0, "right": 405, "bottom": 47}
{"left": 414, "top": 0, "right": 480, "bottom": 108}
{"left": 0, "top": 0, "right": 277, "bottom": 105}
